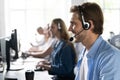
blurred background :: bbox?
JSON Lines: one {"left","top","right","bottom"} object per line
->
{"left": 0, "top": 0, "right": 120, "bottom": 51}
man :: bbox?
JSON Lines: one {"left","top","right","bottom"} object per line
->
{"left": 30, "top": 27, "right": 45, "bottom": 47}
{"left": 68, "top": 2, "right": 120, "bottom": 80}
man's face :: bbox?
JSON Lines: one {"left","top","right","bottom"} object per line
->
{"left": 68, "top": 13, "right": 85, "bottom": 42}
{"left": 38, "top": 28, "right": 44, "bottom": 34}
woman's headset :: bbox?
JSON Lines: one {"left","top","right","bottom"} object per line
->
{"left": 58, "top": 23, "right": 61, "bottom": 30}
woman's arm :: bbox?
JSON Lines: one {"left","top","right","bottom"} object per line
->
{"left": 28, "top": 47, "right": 53, "bottom": 58}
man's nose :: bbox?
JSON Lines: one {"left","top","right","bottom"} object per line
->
{"left": 68, "top": 25, "right": 73, "bottom": 31}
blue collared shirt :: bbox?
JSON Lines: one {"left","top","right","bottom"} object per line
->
{"left": 75, "top": 36, "right": 120, "bottom": 80}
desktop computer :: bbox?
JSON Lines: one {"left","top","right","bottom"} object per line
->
{"left": 0, "top": 29, "right": 20, "bottom": 71}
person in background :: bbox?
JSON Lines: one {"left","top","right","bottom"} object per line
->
{"left": 68, "top": 2, "right": 120, "bottom": 80}
{"left": 20, "top": 26, "right": 45, "bottom": 56}
{"left": 36, "top": 18, "right": 76, "bottom": 80}
{"left": 26, "top": 25, "right": 56, "bottom": 59}
{"left": 29, "top": 26, "right": 51, "bottom": 50}
{"left": 30, "top": 26, "right": 45, "bottom": 47}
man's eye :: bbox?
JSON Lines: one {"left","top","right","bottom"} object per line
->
{"left": 71, "top": 23, "right": 74, "bottom": 26}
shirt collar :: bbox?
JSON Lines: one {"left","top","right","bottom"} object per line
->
{"left": 87, "top": 36, "right": 103, "bottom": 58}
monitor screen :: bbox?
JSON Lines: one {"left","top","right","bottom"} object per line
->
{"left": 0, "top": 36, "right": 10, "bottom": 71}
{"left": 0, "top": 37, "right": 7, "bottom": 62}
{"left": 0, "top": 29, "right": 19, "bottom": 70}
{"left": 9, "top": 29, "right": 19, "bottom": 60}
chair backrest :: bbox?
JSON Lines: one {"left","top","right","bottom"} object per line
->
{"left": 109, "top": 34, "right": 120, "bottom": 49}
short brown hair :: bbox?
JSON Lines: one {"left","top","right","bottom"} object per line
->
{"left": 70, "top": 2, "right": 104, "bottom": 35}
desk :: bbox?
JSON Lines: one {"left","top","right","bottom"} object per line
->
{"left": 5, "top": 70, "right": 52, "bottom": 80}
{"left": 0, "top": 73, "right": 4, "bottom": 80}
{"left": 4, "top": 57, "right": 53, "bottom": 80}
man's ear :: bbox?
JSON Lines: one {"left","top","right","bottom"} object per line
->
{"left": 88, "top": 20, "right": 94, "bottom": 30}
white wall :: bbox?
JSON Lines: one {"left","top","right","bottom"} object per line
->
{"left": 0, "top": 0, "right": 5, "bottom": 38}
{"left": 71, "top": 0, "right": 86, "bottom": 5}
{"left": 0, "top": 0, "right": 85, "bottom": 38}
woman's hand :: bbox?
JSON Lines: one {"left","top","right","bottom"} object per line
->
{"left": 36, "top": 60, "right": 51, "bottom": 70}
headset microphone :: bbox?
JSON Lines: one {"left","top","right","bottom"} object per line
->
{"left": 69, "top": 6, "right": 90, "bottom": 42}
{"left": 69, "top": 36, "right": 74, "bottom": 42}
{"left": 69, "top": 29, "right": 84, "bottom": 41}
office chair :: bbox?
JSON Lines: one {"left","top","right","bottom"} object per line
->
{"left": 109, "top": 34, "right": 120, "bottom": 49}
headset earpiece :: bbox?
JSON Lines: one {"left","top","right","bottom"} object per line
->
{"left": 58, "top": 23, "right": 61, "bottom": 30}
{"left": 84, "top": 22, "right": 90, "bottom": 30}
{"left": 81, "top": 11, "right": 90, "bottom": 30}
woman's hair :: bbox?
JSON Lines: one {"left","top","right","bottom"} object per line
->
{"left": 52, "top": 18, "right": 70, "bottom": 41}
{"left": 52, "top": 18, "right": 77, "bottom": 63}
{"left": 70, "top": 2, "right": 104, "bottom": 35}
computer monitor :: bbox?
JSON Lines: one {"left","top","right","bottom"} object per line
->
{"left": 9, "top": 29, "right": 19, "bottom": 60}
{"left": 0, "top": 37, "right": 7, "bottom": 62}
{"left": 0, "top": 29, "right": 19, "bottom": 70}
{"left": 0, "top": 36, "right": 9, "bottom": 71}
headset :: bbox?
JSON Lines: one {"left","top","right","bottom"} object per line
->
{"left": 79, "top": 6, "right": 90, "bottom": 30}
{"left": 58, "top": 23, "right": 61, "bottom": 30}
{"left": 69, "top": 6, "right": 90, "bottom": 41}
